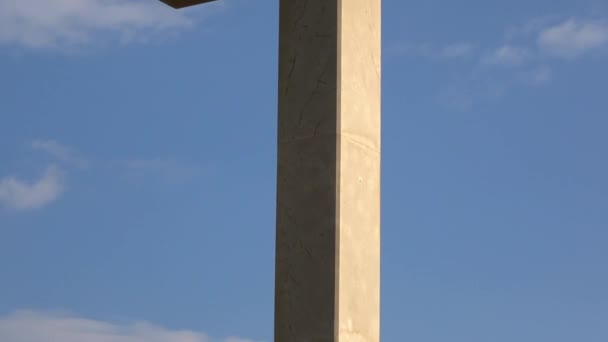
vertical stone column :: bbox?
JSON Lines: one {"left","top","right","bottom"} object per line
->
{"left": 275, "top": 0, "right": 381, "bottom": 341}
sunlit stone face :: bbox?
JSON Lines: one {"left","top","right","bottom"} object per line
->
{"left": 159, "top": 0, "right": 216, "bottom": 9}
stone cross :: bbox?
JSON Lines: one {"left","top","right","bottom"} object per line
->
{"left": 159, "top": 1, "right": 381, "bottom": 341}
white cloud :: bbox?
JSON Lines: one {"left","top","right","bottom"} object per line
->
{"left": 440, "top": 43, "right": 475, "bottom": 58}
{"left": 0, "top": 165, "right": 64, "bottom": 211}
{"left": 504, "top": 15, "right": 561, "bottom": 41}
{"left": 482, "top": 45, "right": 531, "bottom": 66}
{"left": 538, "top": 19, "right": 608, "bottom": 58}
{"left": 0, "top": 311, "right": 257, "bottom": 342}
{"left": 521, "top": 66, "right": 552, "bottom": 85}
{"left": 31, "top": 140, "right": 87, "bottom": 168}
{"left": 0, "top": 311, "right": 207, "bottom": 342}
{"left": 0, "top": 0, "right": 193, "bottom": 49}
{"left": 224, "top": 338, "right": 258, "bottom": 342}
{"left": 390, "top": 15, "right": 607, "bottom": 110}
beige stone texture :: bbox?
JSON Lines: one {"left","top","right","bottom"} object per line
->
{"left": 275, "top": 0, "right": 381, "bottom": 341}
{"left": 337, "top": 0, "right": 381, "bottom": 340}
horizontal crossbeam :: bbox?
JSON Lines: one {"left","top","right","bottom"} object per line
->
{"left": 160, "top": 0, "right": 216, "bottom": 9}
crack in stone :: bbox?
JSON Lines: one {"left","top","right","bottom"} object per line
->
{"left": 295, "top": 56, "right": 332, "bottom": 131}
{"left": 292, "top": 0, "right": 308, "bottom": 33}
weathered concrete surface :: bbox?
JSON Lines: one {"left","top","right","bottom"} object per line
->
{"left": 275, "top": 0, "right": 381, "bottom": 340}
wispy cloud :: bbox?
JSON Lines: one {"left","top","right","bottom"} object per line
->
{"left": 441, "top": 43, "right": 476, "bottom": 58}
{"left": 31, "top": 139, "right": 88, "bottom": 168}
{"left": 538, "top": 19, "right": 608, "bottom": 58}
{"left": 481, "top": 45, "right": 531, "bottom": 66}
{"left": 391, "top": 14, "right": 608, "bottom": 110}
{"left": 392, "top": 16, "right": 608, "bottom": 67}
{"left": 0, "top": 311, "right": 257, "bottom": 342}
{"left": 224, "top": 338, "right": 258, "bottom": 342}
{"left": 0, "top": 165, "right": 64, "bottom": 211}
{"left": 29, "top": 140, "right": 201, "bottom": 183}
{"left": 1, "top": 139, "right": 208, "bottom": 212}
{"left": 0, "top": 0, "right": 195, "bottom": 49}
{"left": 520, "top": 65, "right": 553, "bottom": 86}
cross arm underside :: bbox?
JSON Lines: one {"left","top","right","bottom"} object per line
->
{"left": 160, "top": 0, "right": 216, "bottom": 9}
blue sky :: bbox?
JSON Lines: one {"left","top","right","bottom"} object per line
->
{"left": 1, "top": 0, "right": 607, "bottom": 341}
